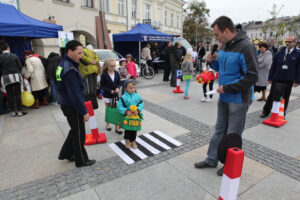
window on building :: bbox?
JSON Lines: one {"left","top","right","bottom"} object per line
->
{"left": 171, "top": 13, "right": 174, "bottom": 27}
{"left": 144, "top": 3, "right": 151, "bottom": 19}
{"left": 82, "top": 0, "right": 93, "bottom": 8}
{"left": 57, "top": 0, "right": 69, "bottom": 2}
{"left": 102, "top": 0, "right": 109, "bottom": 12}
{"left": 164, "top": 10, "right": 168, "bottom": 26}
{"left": 132, "top": 0, "right": 137, "bottom": 18}
{"left": 118, "top": 0, "right": 125, "bottom": 16}
{"left": 176, "top": 15, "right": 179, "bottom": 28}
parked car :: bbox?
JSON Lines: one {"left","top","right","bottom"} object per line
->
{"left": 93, "top": 49, "right": 141, "bottom": 76}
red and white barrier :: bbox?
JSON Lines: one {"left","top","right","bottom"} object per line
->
{"left": 173, "top": 78, "right": 184, "bottom": 93}
{"left": 263, "top": 99, "right": 287, "bottom": 127}
{"left": 85, "top": 101, "right": 107, "bottom": 145}
{"left": 219, "top": 148, "right": 244, "bottom": 200}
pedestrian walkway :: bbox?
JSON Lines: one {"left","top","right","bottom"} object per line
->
{"left": 0, "top": 72, "right": 299, "bottom": 200}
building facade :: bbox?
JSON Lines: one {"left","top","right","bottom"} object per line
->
{"left": 244, "top": 16, "right": 300, "bottom": 45}
{"left": 3, "top": 0, "right": 183, "bottom": 57}
{"left": 102, "top": 0, "right": 184, "bottom": 38}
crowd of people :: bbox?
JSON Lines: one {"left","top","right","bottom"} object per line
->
{"left": 0, "top": 15, "right": 299, "bottom": 171}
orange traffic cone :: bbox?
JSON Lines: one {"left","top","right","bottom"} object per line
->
{"left": 278, "top": 99, "right": 287, "bottom": 123}
{"left": 263, "top": 99, "right": 287, "bottom": 128}
{"left": 85, "top": 101, "right": 107, "bottom": 145}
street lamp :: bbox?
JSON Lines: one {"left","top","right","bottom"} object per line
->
{"left": 270, "top": 4, "right": 284, "bottom": 44}
{"left": 195, "top": 18, "right": 199, "bottom": 45}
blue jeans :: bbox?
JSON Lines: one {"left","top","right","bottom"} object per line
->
{"left": 184, "top": 79, "right": 191, "bottom": 97}
{"left": 205, "top": 100, "right": 250, "bottom": 167}
{"left": 50, "top": 78, "right": 58, "bottom": 103}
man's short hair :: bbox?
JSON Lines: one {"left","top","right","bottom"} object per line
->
{"left": 65, "top": 40, "right": 82, "bottom": 54}
{"left": 0, "top": 42, "right": 9, "bottom": 51}
{"left": 211, "top": 16, "right": 235, "bottom": 33}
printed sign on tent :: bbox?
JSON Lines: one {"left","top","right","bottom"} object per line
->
{"left": 58, "top": 31, "right": 74, "bottom": 48}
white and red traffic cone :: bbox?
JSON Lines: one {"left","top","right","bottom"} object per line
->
{"left": 278, "top": 99, "right": 287, "bottom": 122}
{"left": 219, "top": 147, "right": 244, "bottom": 200}
{"left": 85, "top": 101, "right": 107, "bottom": 145}
{"left": 263, "top": 98, "right": 287, "bottom": 128}
{"left": 173, "top": 70, "right": 183, "bottom": 93}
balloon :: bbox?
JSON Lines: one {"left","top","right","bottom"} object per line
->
{"left": 21, "top": 91, "right": 34, "bottom": 107}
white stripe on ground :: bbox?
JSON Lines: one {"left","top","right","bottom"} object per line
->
{"left": 143, "top": 133, "right": 171, "bottom": 150}
{"left": 136, "top": 137, "right": 161, "bottom": 155}
{"left": 109, "top": 143, "right": 134, "bottom": 164}
{"left": 154, "top": 130, "right": 182, "bottom": 146}
{"left": 120, "top": 140, "right": 148, "bottom": 159}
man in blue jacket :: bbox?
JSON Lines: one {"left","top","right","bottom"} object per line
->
{"left": 260, "top": 36, "right": 300, "bottom": 118}
{"left": 57, "top": 40, "right": 95, "bottom": 168}
{"left": 194, "top": 16, "right": 258, "bottom": 176}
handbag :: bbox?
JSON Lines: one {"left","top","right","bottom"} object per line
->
{"left": 105, "top": 94, "right": 123, "bottom": 126}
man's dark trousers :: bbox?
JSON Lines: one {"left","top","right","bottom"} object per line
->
{"left": 163, "top": 61, "right": 171, "bottom": 81}
{"left": 59, "top": 105, "right": 88, "bottom": 167}
{"left": 263, "top": 80, "right": 293, "bottom": 116}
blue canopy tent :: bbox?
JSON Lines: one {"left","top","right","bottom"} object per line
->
{"left": 113, "top": 23, "right": 173, "bottom": 64}
{"left": 0, "top": 3, "right": 63, "bottom": 60}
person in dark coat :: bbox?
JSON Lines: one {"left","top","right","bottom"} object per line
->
{"left": 57, "top": 40, "right": 95, "bottom": 168}
{"left": 162, "top": 41, "right": 172, "bottom": 82}
{"left": 99, "top": 58, "right": 123, "bottom": 134}
{"left": 0, "top": 43, "right": 27, "bottom": 117}
{"left": 260, "top": 36, "right": 300, "bottom": 118}
{"left": 170, "top": 42, "right": 183, "bottom": 87}
{"left": 197, "top": 42, "right": 206, "bottom": 60}
{"left": 46, "top": 52, "right": 61, "bottom": 105}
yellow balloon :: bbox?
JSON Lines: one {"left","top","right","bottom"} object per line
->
{"left": 21, "top": 91, "right": 35, "bottom": 107}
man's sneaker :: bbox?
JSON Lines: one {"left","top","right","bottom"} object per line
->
{"left": 217, "top": 166, "right": 224, "bottom": 176}
{"left": 194, "top": 161, "right": 215, "bottom": 169}
{"left": 11, "top": 112, "right": 17, "bottom": 117}
{"left": 201, "top": 97, "right": 206, "bottom": 102}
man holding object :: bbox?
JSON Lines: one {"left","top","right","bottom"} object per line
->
{"left": 194, "top": 16, "right": 258, "bottom": 175}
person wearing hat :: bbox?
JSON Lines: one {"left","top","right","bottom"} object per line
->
{"left": 118, "top": 58, "right": 131, "bottom": 94}
{"left": 126, "top": 54, "right": 137, "bottom": 80}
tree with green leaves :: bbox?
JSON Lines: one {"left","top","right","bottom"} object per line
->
{"left": 183, "top": 1, "right": 212, "bottom": 46}
{"left": 263, "top": 3, "right": 299, "bottom": 45}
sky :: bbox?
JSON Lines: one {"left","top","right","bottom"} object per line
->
{"left": 185, "top": 0, "right": 300, "bottom": 24}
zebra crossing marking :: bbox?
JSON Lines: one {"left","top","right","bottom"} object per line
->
{"left": 109, "top": 131, "right": 182, "bottom": 164}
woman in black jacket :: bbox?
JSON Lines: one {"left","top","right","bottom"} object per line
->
{"left": 46, "top": 52, "right": 61, "bottom": 105}
{"left": 0, "top": 43, "right": 26, "bottom": 117}
{"left": 99, "top": 58, "right": 122, "bottom": 134}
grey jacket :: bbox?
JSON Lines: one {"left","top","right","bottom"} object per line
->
{"left": 256, "top": 50, "right": 272, "bottom": 87}
{"left": 181, "top": 61, "right": 193, "bottom": 75}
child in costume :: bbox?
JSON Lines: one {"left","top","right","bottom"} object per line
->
{"left": 198, "top": 64, "right": 216, "bottom": 103}
{"left": 117, "top": 80, "right": 144, "bottom": 149}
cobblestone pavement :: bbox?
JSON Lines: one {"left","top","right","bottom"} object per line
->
{"left": 1, "top": 97, "right": 299, "bottom": 200}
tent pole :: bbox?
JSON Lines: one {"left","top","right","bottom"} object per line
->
{"left": 139, "top": 41, "right": 141, "bottom": 70}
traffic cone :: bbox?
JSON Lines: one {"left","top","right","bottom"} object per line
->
{"left": 85, "top": 101, "right": 107, "bottom": 145}
{"left": 278, "top": 99, "right": 287, "bottom": 122}
{"left": 219, "top": 148, "right": 244, "bottom": 200}
{"left": 173, "top": 78, "right": 183, "bottom": 93}
{"left": 263, "top": 99, "right": 287, "bottom": 128}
